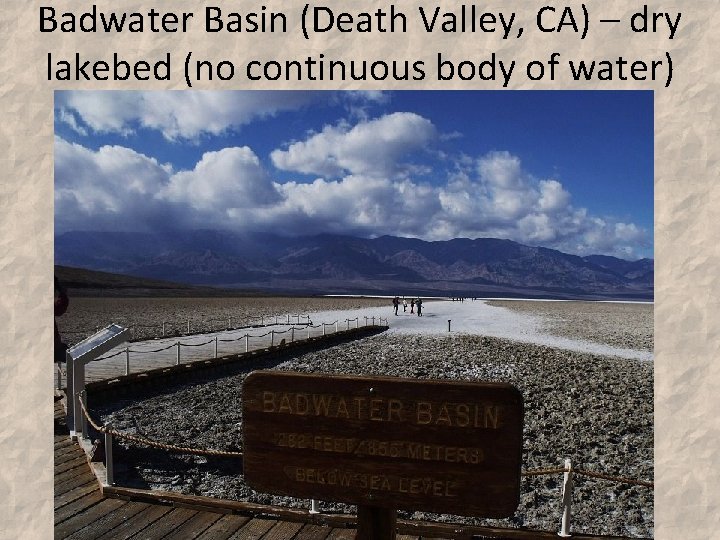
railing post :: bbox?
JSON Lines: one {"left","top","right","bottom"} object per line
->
{"left": 364, "top": 316, "right": 368, "bottom": 327}
{"left": 105, "top": 423, "right": 114, "bottom": 486}
{"left": 125, "top": 347, "right": 130, "bottom": 375}
{"left": 271, "top": 330, "right": 275, "bottom": 347}
{"left": 309, "top": 499, "right": 320, "bottom": 514}
{"left": 347, "top": 319, "right": 350, "bottom": 331}
{"left": 372, "top": 316, "right": 376, "bottom": 326}
{"left": 176, "top": 341, "right": 181, "bottom": 365}
{"left": 291, "top": 327, "right": 295, "bottom": 343}
{"left": 214, "top": 336, "right": 218, "bottom": 358}
{"left": 245, "top": 334, "right": 249, "bottom": 353}
{"left": 559, "top": 458, "right": 573, "bottom": 537}
{"left": 322, "top": 324, "right": 326, "bottom": 336}
{"left": 356, "top": 318, "right": 359, "bottom": 329}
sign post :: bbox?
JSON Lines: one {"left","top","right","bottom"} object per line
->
{"left": 243, "top": 371, "right": 523, "bottom": 538}
{"left": 66, "top": 324, "right": 129, "bottom": 439}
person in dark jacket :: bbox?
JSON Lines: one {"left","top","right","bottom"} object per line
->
{"left": 54, "top": 276, "right": 69, "bottom": 363}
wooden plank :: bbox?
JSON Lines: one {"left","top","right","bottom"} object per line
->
{"left": 293, "top": 523, "right": 333, "bottom": 540}
{"left": 54, "top": 491, "right": 106, "bottom": 526}
{"left": 55, "top": 466, "right": 97, "bottom": 492}
{"left": 155, "top": 511, "right": 223, "bottom": 539}
{"left": 194, "top": 514, "right": 251, "bottom": 540}
{"left": 261, "top": 521, "right": 303, "bottom": 540}
{"left": 125, "top": 508, "right": 198, "bottom": 539}
{"left": 325, "top": 529, "right": 355, "bottom": 540}
{"left": 228, "top": 517, "right": 276, "bottom": 540}
{"left": 62, "top": 501, "right": 151, "bottom": 540}
{"left": 243, "top": 372, "right": 523, "bottom": 518}
{"left": 55, "top": 482, "right": 100, "bottom": 511}
{"left": 92, "top": 504, "right": 174, "bottom": 540}
{"left": 55, "top": 498, "right": 128, "bottom": 538}
{"left": 56, "top": 455, "right": 90, "bottom": 475}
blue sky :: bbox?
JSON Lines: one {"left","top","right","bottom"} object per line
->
{"left": 55, "top": 90, "right": 653, "bottom": 259}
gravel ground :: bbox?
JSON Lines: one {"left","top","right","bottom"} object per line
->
{"left": 94, "top": 300, "right": 654, "bottom": 538}
{"left": 487, "top": 300, "right": 653, "bottom": 352}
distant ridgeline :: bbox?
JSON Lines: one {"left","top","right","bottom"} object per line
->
{"left": 55, "top": 230, "right": 653, "bottom": 300}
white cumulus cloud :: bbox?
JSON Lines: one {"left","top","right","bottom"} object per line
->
{"left": 270, "top": 112, "right": 436, "bottom": 178}
{"left": 56, "top": 91, "right": 318, "bottom": 140}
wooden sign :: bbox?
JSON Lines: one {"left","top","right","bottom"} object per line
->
{"left": 243, "top": 371, "right": 523, "bottom": 518}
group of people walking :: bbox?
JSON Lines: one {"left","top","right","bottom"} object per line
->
{"left": 392, "top": 296, "right": 423, "bottom": 316}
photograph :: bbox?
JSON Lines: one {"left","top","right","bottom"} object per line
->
{"left": 54, "top": 90, "right": 653, "bottom": 539}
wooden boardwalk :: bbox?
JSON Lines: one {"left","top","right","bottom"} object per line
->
{"left": 56, "top": 399, "right": 362, "bottom": 540}
{"left": 55, "top": 326, "right": 646, "bottom": 540}
{"left": 58, "top": 321, "right": 369, "bottom": 386}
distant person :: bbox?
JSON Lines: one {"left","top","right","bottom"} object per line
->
{"left": 403, "top": 298, "right": 408, "bottom": 312}
{"left": 392, "top": 296, "right": 399, "bottom": 316}
{"left": 410, "top": 299, "right": 415, "bottom": 314}
{"left": 54, "top": 276, "right": 69, "bottom": 364}
{"left": 416, "top": 297, "right": 423, "bottom": 316}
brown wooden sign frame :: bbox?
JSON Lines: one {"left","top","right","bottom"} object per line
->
{"left": 243, "top": 371, "right": 523, "bottom": 521}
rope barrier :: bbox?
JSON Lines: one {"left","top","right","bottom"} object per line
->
{"left": 523, "top": 467, "right": 653, "bottom": 488}
{"left": 78, "top": 393, "right": 243, "bottom": 458}
{"left": 179, "top": 339, "right": 215, "bottom": 347}
{"left": 79, "top": 388, "right": 652, "bottom": 487}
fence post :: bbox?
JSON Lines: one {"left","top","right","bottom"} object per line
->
{"left": 291, "top": 327, "right": 295, "bottom": 343}
{"left": 448, "top": 319, "right": 451, "bottom": 332}
{"left": 162, "top": 321, "right": 166, "bottom": 337}
{"left": 176, "top": 341, "right": 181, "bottom": 365}
{"left": 287, "top": 314, "right": 290, "bottom": 324}
{"left": 335, "top": 321, "right": 338, "bottom": 333}
{"left": 228, "top": 317, "right": 231, "bottom": 329}
{"left": 187, "top": 319, "right": 190, "bottom": 334}
{"left": 125, "top": 347, "right": 130, "bottom": 375}
{"left": 356, "top": 318, "right": 359, "bottom": 329}
{"left": 309, "top": 499, "right": 320, "bottom": 514}
{"left": 364, "top": 316, "right": 368, "bottom": 327}
{"left": 372, "top": 316, "right": 376, "bottom": 326}
{"left": 322, "top": 324, "right": 326, "bottom": 336}
{"left": 245, "top": 334, "right": 249, "bottom": 353}
{"left": 105, "top": 423, "right": 114, "bottom": 486}
{"left": 214, "top": 336, "right": 218, "bottom": 358}
{"left": 558, "top": 458, "right": 573, "bottom": 537}
{"left": 271, "top": 330, "right": 275, "bottom": 347}
{"left": 261, "top": 315, "right": 264, "bottom": 326}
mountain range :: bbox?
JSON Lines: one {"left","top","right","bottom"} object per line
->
{"left": 54, "top": 230, "right": 653, "bottom": 300}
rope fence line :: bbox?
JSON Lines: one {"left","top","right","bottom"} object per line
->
{"left": 78, "top": 392, "right": 653, "bottom": 489}
{"left": 79, "top": 392, "right": 243, "bottom": 458}
{"left": 88, "top": 317, "right": 374, "bottom": 362}
{"left": 63, "top": 313, "right": 316, "bottom": 344}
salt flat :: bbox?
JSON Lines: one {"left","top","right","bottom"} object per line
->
{"left": 306, "top": 299, "right": 653, "bottom": 361}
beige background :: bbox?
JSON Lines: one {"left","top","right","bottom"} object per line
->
{"left": 1, "top": 1, "right": 718, "bottom": 538}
